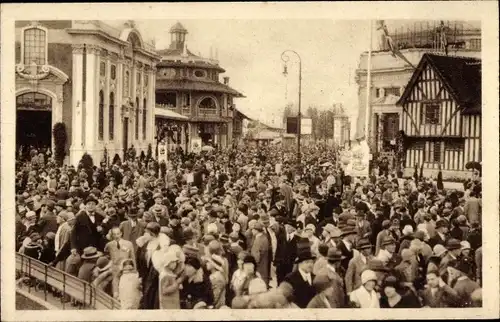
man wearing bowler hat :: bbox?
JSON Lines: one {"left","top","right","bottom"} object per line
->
{"left": 337, "top": 225, "right": 359, "bottom": 272}
{"left": 119, "top": 205, "right": 145, "bottom": 252}
{"left": 71, "top": 195, "right": 106, "bottom": 255}
{"left": 439, "top": 238, "right": 462, "bottom": 278}
{"left": 429, "top": 219, "right": 449, "bottom": 248}
{"left": 283, "top": 247, "right": 317, "bottom": 308}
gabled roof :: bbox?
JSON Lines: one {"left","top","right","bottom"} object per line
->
{"left": 156, "top": 78, "right": 245, "bottom": 97}
{"left": 397, "top": 53, "right": 481, "bottom": 114}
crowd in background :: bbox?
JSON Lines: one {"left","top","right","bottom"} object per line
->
{"left": 15, "top": 142, "right": 482, "bottom": 309}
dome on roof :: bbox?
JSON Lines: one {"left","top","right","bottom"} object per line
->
{"left": 170, "top": 22, "right": 188, "bottom": 34}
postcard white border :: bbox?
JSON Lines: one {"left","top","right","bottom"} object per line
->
{"left": 1, "top": 1, "right": 499, "bottom": 320}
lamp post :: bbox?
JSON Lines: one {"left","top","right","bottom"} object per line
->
{"left": 281, "top": 50, "right": 302, "bottom": 167}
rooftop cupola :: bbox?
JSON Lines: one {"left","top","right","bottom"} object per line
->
{"left": 169, "top": 22, "right": 188, "bottom": 50}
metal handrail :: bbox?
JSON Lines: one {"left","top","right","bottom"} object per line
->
{"left": 16, "top": 252, "right": 121, "bottom": 310}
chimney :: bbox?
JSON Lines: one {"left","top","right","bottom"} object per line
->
{"left": 223, "top": 77, "right": 229, "bottom": 85}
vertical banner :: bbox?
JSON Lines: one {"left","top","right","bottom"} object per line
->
{"left": 158, "top": 143, "right": 168, "bottom": 164}
{"left": 191, "top": 138, "right": 202, "bottom": 154}
{"left": 350, "top": 140, "right": 370, "bottom": 178}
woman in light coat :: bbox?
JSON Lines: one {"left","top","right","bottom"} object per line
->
{"left": 118, "top": 259, "right": 141, "bottom": 309}
{"left": 349, "top": 270, "right": 380, "bottom": 308}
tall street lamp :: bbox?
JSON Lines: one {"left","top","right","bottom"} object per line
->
{"left": 281, "top": 50, "right": 302, "bottom": 167}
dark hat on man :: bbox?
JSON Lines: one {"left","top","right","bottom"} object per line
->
{"left": 253, "top": 222, "right": 265, "bottom": 232}
{"left": 436, "top": 219, "right": 449, "bottom": 229}
{"left": 367, "top": 259, "right": 390, "bottom": 272}
{"left": 56, "top": 200, "right": 67, "bottom": 208}
{"left": 185, "top": 255, "right": 202, "bottom": 270}
{"left": 295, "top": 247, "right": 316, "bottom": 264}
{"left": 356, "top": 238, "right": 372, "bottom": 250}
{"left": 183, "top": 228, "right": 195, "bottom": 241}
{"left": 326, "top": 248, "right": 342, "bottom": 262}
{"left": 341, "top": 226, "right": 357, "bottom": 237}
{"left": 85, "top": 195, "right": 98, "bottom": 204}
{"left": 381, "top": 236, "right": 396, "bottom": 247}
{"left": 243, "top": 254, "right": 257, "bottom": 267}
{"left": 445, "top": 238, "right": 462, "bottom": 250}
{"left": 268, "top": 209, "right": 280, "bottom": 217}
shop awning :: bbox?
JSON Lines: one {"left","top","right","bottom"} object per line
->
{"left": 155, "top": 107, "right": 189, "bottom": 121}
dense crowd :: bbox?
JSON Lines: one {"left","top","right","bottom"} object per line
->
{"left": 15, "top": 143, "right": 483, "bottom": 309}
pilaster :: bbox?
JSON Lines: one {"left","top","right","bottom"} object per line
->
{"left": 70, "top": 44, "right": 84, "bottom": 165}
{"left": 84, "top": 44, "right": 98, "bottom": 158}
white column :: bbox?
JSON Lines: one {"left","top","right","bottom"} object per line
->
{"left": 138, "top": 65, "right": 144, "bottom": 146}
{"left": 104, "top": 53, "right": 111, "bottom": 143}
{"left": 116, "top": 57, "right": 124, "bottom": 154}
{"left": 149, "top": 65, "right": 156, "bottom": 143}
{"left": 131, "top": 60, "right": 137, "bottom": 144}
{"left": 84, "top": 45, "right": 98, "bottom": 158}
{"left": 70, "top": 44, "right": 84, "bottom": 166}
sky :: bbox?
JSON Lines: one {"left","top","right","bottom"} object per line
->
{"left": 134, "top": 19, "right": 481, "bottom": 129}
{"left": 135, "top": 19, "right": 373, "bottom": 128}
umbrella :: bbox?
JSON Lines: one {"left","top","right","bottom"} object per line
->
{"left": 320, "top": 162, "right": 333, "bottom": 167}
{"left": 201, "top": 145, "right": 214, "bottom": 152}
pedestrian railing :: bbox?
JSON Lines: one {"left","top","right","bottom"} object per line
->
{"left": 15, "top": 253, "right": 121, "bottom": 310}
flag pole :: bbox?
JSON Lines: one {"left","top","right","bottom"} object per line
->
{"left": 364, "top": 20, "right": 373, "bottom": 149}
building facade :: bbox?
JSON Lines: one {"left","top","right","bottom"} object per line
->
{"left": 155, "top": 22, "right": 245, "bottom": 153}
{"left": 15, "top": 20, "right": 160, "bottom": 166}
{"left": 332, "top": 104, "right": 351, "bottom": 147}
{"left": 397, "top": 54, "right": 481, "bottom": 179}
{"left": 355, "top": 21, "right": 481, "bottom": 154}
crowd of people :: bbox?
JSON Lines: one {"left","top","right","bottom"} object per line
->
{"left": 15, "top": 142, "right": 483, "bottom": 309}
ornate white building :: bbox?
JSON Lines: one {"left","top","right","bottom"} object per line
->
{"left": 15, "top": 20, "right": 160, "bottom": 165}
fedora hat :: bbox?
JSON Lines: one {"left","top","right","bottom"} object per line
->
{"left": 435, "top": 219, "right": 449, "bottom": 229}
{"left": 341, "top": 226, "right": 356, "bottom": 237}
{"left": 81, "top": 246, "right": 103, "bottom": 259}
{"left": 356, "top": 238, "right": 372, "bottom": 250}
{"left": 260, "top": 213, "right": 271, "bottom": 226}
{"left": 446, "top": 238, "right": 462, "bottom": 250}
{"left": 295, "top": 248, "right": 316, "bottom": 264}
{"left": 85, "top": 195, "right": 98, "bottom": 205}
{"left": 326, "top": 248, "right": 342, "bottom": 262}
{"left": 367, "top": 259, "right": 390, "bottom": 272}
{"left": 381, "top": 236, "right": 396, "bottom": 247}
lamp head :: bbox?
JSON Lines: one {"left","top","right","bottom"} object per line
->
{"left": 282, "top": 65, "right": 288, "bottom": 76}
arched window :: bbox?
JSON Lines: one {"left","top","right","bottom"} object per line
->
{"left": 135, "top": 97, "right": 140, "bottom": 140}
{"left": 198, "top": 97, "right": 217, "bottom": 109}
{"left": 109, "top": 92, "right": 115, "bottom": 140}
{"left": 98, "top": 91, "right": 104, "bottom": 140}
{"left": 143, "top": 98, "right": 147, "bottom": 140}
{"left": 23, "top": 27, "right": 47, "bottom": 66}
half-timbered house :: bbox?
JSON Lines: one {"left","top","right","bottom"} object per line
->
{"left": 397, "top": 53, "right": 481, "bottom": 179}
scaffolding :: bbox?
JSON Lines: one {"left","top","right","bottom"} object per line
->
{"left": 379, "top": 21, "right": 468, "bottom": 53}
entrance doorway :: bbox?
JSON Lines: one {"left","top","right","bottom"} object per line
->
{"left": 16, "top": 92, "right": 53, "bottom": 159}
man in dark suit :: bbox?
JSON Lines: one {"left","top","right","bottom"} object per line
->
{"left": 37, "top": 200, "right": 58, "bottom": 237}
{"left": 428, "top": 219, "right": 449, "bottom": 248}
{"left": 275, "top": 219, "right": 299, "bottom": 285}
{"left": 283, "top": 247, "right": 317, "bottom": 308}
{"left": 337, "top": 226, "right": 358, "bottom": 272}
{"left": 70, "top": 195, "right": 105, "bottom": 255}
{"left": 119, "top": 206, "right": 145, "bottom": 252}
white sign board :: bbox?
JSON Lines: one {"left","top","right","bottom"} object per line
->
{"left": 343, "top": 140, "right": 370, "bottom": 178}
{"left": 301, "top": 118, "right": 313, "bottom": 135}
{"left": 158, "top": 143, "right": 168, "bottom": 163}
{"left": 191, "top": 138, "right": 202, "bottom": 154}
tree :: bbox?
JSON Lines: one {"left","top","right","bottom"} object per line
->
{"left": 52, "top": 122, "right": 67, "bottom": 166}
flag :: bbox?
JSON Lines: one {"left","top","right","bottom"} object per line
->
{"left": 377, "top": 20, "right": 416, "bottom": 69}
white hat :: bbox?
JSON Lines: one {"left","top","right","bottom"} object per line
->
{"left": 361, "top": 269, "right": 377, "bottom": 285}
{"left": 26, "top": 211, "right": 37, "bottom": 219}
{"left": 248, "top": 278, "right": 268, "bottom": 295}
{"left": 305, "top": 224, "right": 316, "bottom": 232}
{"left": 207, "top": 223, "right": 218, "bottom": 234}
{"left": 460, "top": 241, "right": 471, "bottom": 251}
{"left": 402, "top": 225, "right": 414, "bottom": 236}
{"left": 432, "top": 244, "right": 447, "bottom": 257}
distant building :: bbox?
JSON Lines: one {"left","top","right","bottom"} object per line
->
{"left": 14, "top": 20, "right": 160, "bottom": 165}
{"left": 355, "top": 20, "right": 481, "bottom": 154}
{"left": 154, "top": 22, "right": 246, "bottom": 153}
{"left": 332, "top": 104, "right": 351, "bottom": 147}
{"left": 397, "top": 53, "right": 481, "bottom": 179}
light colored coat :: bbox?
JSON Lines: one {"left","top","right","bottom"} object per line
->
{"left": 345, "top": 255, "right": 369, "bottom": 294}
{"left": 118, "top": 271, "right": 141, "bottom": 309}
{"left": 349, "top": 286, "right": 380, "bottom": 308}
{"left": 251, "top": 232, "right": 270, "bottom": 285}
{"left": 159, "top": 270, "right": 181, "bottom": 310}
